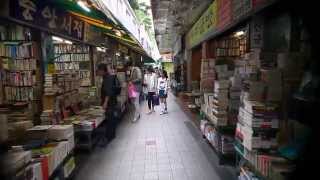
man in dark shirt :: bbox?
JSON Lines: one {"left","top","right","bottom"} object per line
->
{"left": 97, "top": 63, "right": 118, "bottom": 142}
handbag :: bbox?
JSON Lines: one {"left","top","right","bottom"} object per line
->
{"left": 153, "top": 95, "right": 160, "bottom": 106}
{"left": 128, "top": 83, "right": 138, "bottom": 98}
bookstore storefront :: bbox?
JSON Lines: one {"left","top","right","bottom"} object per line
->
{"left": 0, "top": 0, "right": 132, "bottom": 179}
{"left": 182, "top": 0, "right": 315, "bottom": 179}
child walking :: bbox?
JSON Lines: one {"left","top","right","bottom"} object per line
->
{"left": 157, "top": 70, "right": 169, "bottom": 115}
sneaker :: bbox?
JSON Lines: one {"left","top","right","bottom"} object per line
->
{"left": 146, "top": 110, "right": 152, "bottom": 115}
{"left": 160, "top": 111, "right": 165, "bottom": 115}
{"left": 152, "top": 109, "right": 155, "bottom": 113}
{"left": 163, "top": 110, "right": 168, "bottom": 114}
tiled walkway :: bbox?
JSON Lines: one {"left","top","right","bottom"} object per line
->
{"left": 74, "top": 93, "right": 236, "bottom": 180}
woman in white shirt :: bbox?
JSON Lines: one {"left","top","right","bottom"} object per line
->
{"left": 157, "top": 70, "right": 169, "bottom": 115}
{"left": 144, "top": 66, "right": 157, "bottom": 114}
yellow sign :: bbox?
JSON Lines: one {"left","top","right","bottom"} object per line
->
{"left": 187, "top": 1, "right": 218, "bottom": 49}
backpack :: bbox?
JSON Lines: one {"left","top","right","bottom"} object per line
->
{"left": 114, "top": 76, "right": 122, "bottom": 96}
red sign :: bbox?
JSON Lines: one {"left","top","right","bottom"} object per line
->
{"left": 217, "top": 0, "right": 232, "bottom": 29}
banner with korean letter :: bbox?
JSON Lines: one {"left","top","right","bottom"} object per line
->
{"left": 10, "top": 0, "right": 85, "bottom": 41}
{"left": 186, "top": 1, "right": 218, "bottom": 49}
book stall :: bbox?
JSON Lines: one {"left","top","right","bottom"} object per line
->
{"left": 188, "top": 0, "right": 313, "bottom": 179}
{"left": 0, "top": 16, "right": 130, "bottom": 180}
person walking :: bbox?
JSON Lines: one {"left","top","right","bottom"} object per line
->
{"left": 127, "top": 61, "right": 142, "bottom": 122}
{"left": 96, "top": 63, "right": 119, "bottom": 143}
{"left": 157, "top": 70, "right": 169, "bottom": 115}
{"left": 144, "top": 66, "right": 157, "bottom": 114}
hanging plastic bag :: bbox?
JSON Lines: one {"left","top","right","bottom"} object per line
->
{"left": 128, "top": 83, "right": 138, "bottom": 98}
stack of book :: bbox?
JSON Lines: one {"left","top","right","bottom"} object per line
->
{"left": 44, "top": 74, "right": 55, "bottom": 95}
{"left": 228, "top": 76, "right": 242, "bottom": 125}
{"left": 40, "top": 110, "right": 54, "bottom": 125}
{"left": 236, "top": 98, "right": 279, "bottom": 151}
{"left": 212, "top": 80, "right": 229, "bottom": 126}
{"left": 200, "top": 59, "right": 215, "bottom": 92}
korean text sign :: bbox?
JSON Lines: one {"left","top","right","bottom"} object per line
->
{"left": 10, "top": 0, "right": 85, "bottom": 40}
{"left": 187, "top": 1, "right": 218, "bottom": 49}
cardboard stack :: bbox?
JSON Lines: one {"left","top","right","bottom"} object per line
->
{"left": 212, "top": 80, "right": 229, "bottom": 126}
{"left": 200, "top": 59, "right": 215, "bottom": 92}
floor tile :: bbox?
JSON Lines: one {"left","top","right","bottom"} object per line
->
{"left": 73, "top": 94, "right": 236, "bottom": 180}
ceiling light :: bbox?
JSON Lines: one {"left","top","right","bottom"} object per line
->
{"left": 64, "top": 40, "right": 73, "bottom": 44}
{"left": 52, "top": 36, "right": 63, "bottom": 42}
{"left": 77, "top": 1, "right": 91, "bottom": 12}
{"left": 97, "top": 47, "right": 106, "bottom": 52}
{"left": 234, "top": 31, "right": 245, "bottom": 37}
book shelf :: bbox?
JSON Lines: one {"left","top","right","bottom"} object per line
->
{"left": 216, "top": 37, "right": 248, "bottom": 57}
{"left": 0, "top": 26, "right": 40, "bottom": 105}
{"left": 53, "top": 44, "right": 91, "bottom": 87}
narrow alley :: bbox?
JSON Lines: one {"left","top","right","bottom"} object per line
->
{"left": 0, "top": 1, "right": 318, "bottom": 180}
{"left": 74, "top": 93, "right": 236, "bottom": 180}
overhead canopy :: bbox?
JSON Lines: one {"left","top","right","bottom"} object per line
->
{"left": 45, "top": 0, "right": 156, "bottom": 63}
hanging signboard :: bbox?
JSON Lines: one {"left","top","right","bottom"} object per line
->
{"left": 9, "top": 0, "right": 85, "bottom": 41}
{"left": 186, "top": 1, "right": 218, "bottom": 49}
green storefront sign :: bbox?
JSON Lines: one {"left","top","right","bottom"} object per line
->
{"left": 187, "top": 1, "right": 218, "bottom": 49}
